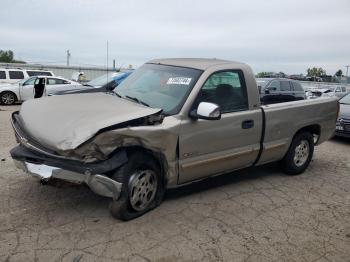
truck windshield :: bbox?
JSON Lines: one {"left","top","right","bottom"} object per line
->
{"left": 115, "top": 64, "right": 202, "bottom": 115}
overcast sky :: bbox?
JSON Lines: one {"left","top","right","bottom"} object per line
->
{"left": 1, "top": 0, "right": 349, "bottom": 74}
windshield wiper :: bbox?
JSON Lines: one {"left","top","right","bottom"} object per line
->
{"left": 125, "top": 95, "right": 150, "bottom": 107}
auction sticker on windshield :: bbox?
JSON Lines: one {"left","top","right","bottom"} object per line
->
{"left": 167, "top": 77, "right": 192, "bottom": 85}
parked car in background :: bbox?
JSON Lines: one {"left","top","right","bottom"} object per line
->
{"left": 335, "top": 93, "right": 350, "bottom": 138}
{"left": 0, "top": 68, "right": 54, "bottom": 84}
{"left": 0, "top": 76, "right": 81, "bottom": 105}
{"left": 50, "top": 71, "right": 133, "bottom": 96}
{"left": 256, "top": 78, "right": 306, "bottom": 104}
{"left": 306, "top": 86, "right": 348, "bottom": 100}
{"left": 10, "top": 58, "right": 338, "bottom": 220}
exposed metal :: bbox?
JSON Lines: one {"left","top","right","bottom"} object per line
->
{"left": 13, "top": 159, "right": 122, "bottom": 199}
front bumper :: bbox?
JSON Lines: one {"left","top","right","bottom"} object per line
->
{"left": 10, "top": 111, "right": 129, "bottom": 199}
{"left": 335, "top": 122, "right": 350, "bottom": 138}
{"left": 10, "top": 112, "right": 129, "bottom": 199}
{"left": 13, "top": 159, "right": 123, "bottom": 199}
{"left": 334, "top": 130, "right": 350, "bottom": 138}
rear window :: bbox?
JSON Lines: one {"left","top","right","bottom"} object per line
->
{"left": 0, "top": 71, "right": 6, "bottom": 79}
{"left": 280, "top": 81, "right": 291, "bottom": 91}
{"left": 292, "top": 81, "right": 304, "bottom": 92}
{"left": 9, "top": 71, "right": 24, "bottom": 79}
{"left": 27, "top": 71, "right": 52, "bottom": 77}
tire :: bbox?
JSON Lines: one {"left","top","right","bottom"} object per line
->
{"left": 109, "top": 151, "right": 165, "bottom": 221}
{"left": 0, "top": 91, "right": 17, "bottom": 105}
{"left": 280, "top": 132, "right": 314, "bottom": 175}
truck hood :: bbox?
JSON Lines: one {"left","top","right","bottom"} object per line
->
{"left": 19, "top": 93, "right": 162, "bottom": 151}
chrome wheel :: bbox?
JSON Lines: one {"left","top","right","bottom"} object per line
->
{"left": 293, "top": 140, "right": 309, "bottom": 167}
{"left": 1, "top": 92, "right": 15, "bottom": 105}
{"left": 128, "top": 170, "right": 158, "bottom": 211}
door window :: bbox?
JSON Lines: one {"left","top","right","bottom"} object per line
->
{"left": 23, "top": 77, "right": 37, "bottom": 86}
{"left": 9, "top": 71, "right": 24, "bottom": 79}
{"left": 280, "top": 81, "right": 292, "bottom": 91}
{"left": 194, "top": 71, "right": 248, "bottom": 113}
{"left": 47, "top": 78, "right": 70, "bottom": 85}
{"left": 0, "top": 71, "right": 6, "bottom": 79}
{"left": 267, "top": 80, "right": 280, "bottom": 91}
{"left": 292, "top": 81, "right": 304, "bottom": 92}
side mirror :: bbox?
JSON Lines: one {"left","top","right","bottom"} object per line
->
{"left": 265, "top": 89, "right": 270, "bottom": 94}
{"left": 190, "top": 102, "right": 221, "bottom": 120}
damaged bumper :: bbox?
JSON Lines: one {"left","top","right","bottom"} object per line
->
{"left": 13, "top": 159, "right": 122, "bottom": 199}
{"left": 10, "top": 145, "right": 128, "bottom": 200}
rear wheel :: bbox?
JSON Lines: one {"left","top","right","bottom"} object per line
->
{"left": 109, "top": 151, "right": 164, "bottom": 221}
{"left": 0, "top": 91, "right": 17, "bottom": 105}
{"left": 280, "top": 132, "right": 314, "bottom": 175}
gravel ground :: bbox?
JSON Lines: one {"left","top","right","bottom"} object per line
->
{"left": 0, "top": 105, "right": 350, "bottom": 262}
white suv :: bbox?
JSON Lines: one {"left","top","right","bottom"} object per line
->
{"left": 0, "top": 68, "right": 54, "bottom": 84}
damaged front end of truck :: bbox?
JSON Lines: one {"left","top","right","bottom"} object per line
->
{"left": 10, "top": 93, "right": 180, "bottom": 201}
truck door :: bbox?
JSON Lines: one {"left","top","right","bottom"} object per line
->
{"left": 178, "top": 70, "right": 262, "bottom": 184}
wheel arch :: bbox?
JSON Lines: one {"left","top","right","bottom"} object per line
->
{"left": 293, "top": 124, "right": 321, "bottom": 144}
{"left": 120, "top": 146, "right": 169, "bottom": 187}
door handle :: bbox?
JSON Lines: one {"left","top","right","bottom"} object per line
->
{"left": 242, "top": 120, "right": 254, "bottom": 129}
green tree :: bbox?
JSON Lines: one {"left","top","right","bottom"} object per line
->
{"left": 335, "top": 69, "right": 343, "bottom": 77}
{"left": 256, "top": 72, "right": 270, "bottom": 78}
{"left": 307, "top": 67, "right": 326, "bottom": 77}
{"left": 0, "top": 50, "right": 26, "bottom": 63}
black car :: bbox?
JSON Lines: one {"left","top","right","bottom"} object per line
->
{"left": 335, "top": 93, "right": 350, "bottom": 138}
{"left": 256, "top": 78, "right": 306, "bottom": 104}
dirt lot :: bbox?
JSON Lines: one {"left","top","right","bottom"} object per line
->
{"left": 0, "top": 105, "right": 350, "bottom": 262}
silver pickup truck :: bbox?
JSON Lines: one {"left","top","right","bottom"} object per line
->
{"left": 10, "top": 58, "right": 338, "bottom": 220}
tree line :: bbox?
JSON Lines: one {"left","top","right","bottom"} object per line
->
{"left": 256, "top": 67, "right": 345, "bottom": 81}
{"left": 0, "top": 50, "right": 26, "bottom": 63}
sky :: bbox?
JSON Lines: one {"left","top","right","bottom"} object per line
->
{"left": 0, "top": 0, "right": 349, "bottom": 75}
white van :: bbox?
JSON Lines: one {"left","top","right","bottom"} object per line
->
{"left": 0, "top": 68, "right": 54, "bottom": 84}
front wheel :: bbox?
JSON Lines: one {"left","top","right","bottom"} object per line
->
{"left": 0, "top": 91, "right": 17, "bottom": 105}
{"left": 280, "top": 132, "right": 314, "bottom": 175}
{"left": 109, "top": 152, "right": 164, "bottom": 221}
